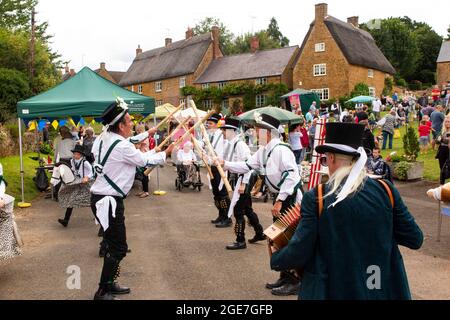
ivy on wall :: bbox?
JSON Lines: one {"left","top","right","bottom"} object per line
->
{"left": 181, "top": 82, "right": 289, "bottom": 111}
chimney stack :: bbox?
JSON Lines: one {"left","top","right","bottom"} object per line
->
{"left": 64, "top": 62, "right": 69, "bottom": 74}
{"left": 136, "top": 45, "right": 142, "bottom": 57}
{"left": 69, "top": 69, "right": 75, "bottom": 76}
{"left": 165, "top": 38, "right": 172, "bottom": 47}
{"left": 186, "top": 27, "right": 194, "bottom": 39}
{"left": 315, "top": 3, "right": 328, "bottom": 21}
{"left": 250, "top": 36, "right": 259, "bottom": 53}
{"left": 347, "top": 16, "right": 359, "bottom": 28}
{"left": 211, "top": 26, "right": 222, "bottom": 59}
{"left": 100, "top": 62, "right": 106, "bottom": 70}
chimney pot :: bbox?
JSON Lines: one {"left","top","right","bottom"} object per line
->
{"left": 186, "top": 27, "right": 194, "bottom": 39}
{"left": 64, "top": 63, "right": 69, "bottom": 74}
{"left": 69, "top": 69, "right": 75, "bottom": 76}
{"left": 136, "top": 45, "right": 142, "bottom": 57}
{"left": 165, "top": 38, "right": 172, "bottom": 47}
{"left": 347, "top": 16, "right": 359, "bottom": 27}
{"left": 250, "top": 36, "right": 260, "bottom": 53}
{"left": 315, "top": 3, "right": 328, "bottom": 21}
{"left": 100, "top": 62, "right": 106, "bottom": 70}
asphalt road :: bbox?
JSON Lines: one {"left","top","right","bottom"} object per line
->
{"left": 1, "top": 167, "right": 450, "bottom": 300}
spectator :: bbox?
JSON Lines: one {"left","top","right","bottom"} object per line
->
{"left": 82, "top": 127, "right": 96, "bottom": 163}
{"left": 432, "top": 85, "right": 440, "bottom": 104}
{"left": 367, "top": 147, "right": 390, "bottom": 180}
{"left": 422, "top": 103, "right": 435, "bottom": 117}
{"left": 330, "top": 102, "right": 340, "bottom": 121}
{"left": 70, "top": 126, "right": 79, "bottom": 141}
{"left": 435, "top": 116, "right": 450, "bottom": 184}
{"left": 430, "top": 105, "right": 445, "bottom": 150}
{"left": 135, "top": 124, "right": 150, "bottom": 198}
{"left": 299, "top": 122, "right": 309, "bottom": 162}
{"left": 54, "top": 126, "right": 76, "bottom": 164}
{"left": 392, "top": 92, "right": 398, "bottom": 105}
{"left": 418, "top": 120, "right": 431, "bottom": 154}
{"left": 358, "top": 113, "right": 375, "bottom": 155}
{"left": 305, "top": 108, "right": 315, "bottom": 123}
{"left": 372, "top": 98, "right": 382, "bottom": 120}
{"left": 308, "top": 119, "right": 317, "bottom": 151}
{"left": 422, "top": 114, "right": 432, "bottom": 128}
{"left": 418, "top": 93, "right": 428, "bottom": 108}
{"left": 381, "top": 109, "right": 397, "bottom": 150}
{"left": 288, "top": 124, "right": 303, "bottom": 165}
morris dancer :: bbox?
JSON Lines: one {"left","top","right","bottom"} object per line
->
{"left": 205, "top": 113, "right": 232, "bottom": 228}
{"left": 90, "top": 98, "right": 174, "bottom": 300}
{"left": 57, "top": 144, "right": 94, "bottom": 227}
{"left": 220, "top": 118, "right": 265, "bottom": 250}
{"left": 270, "top": 122, "right": 423, "bottom": 300}
{"left": 217, "top": 113, "right": 302, "bottom": 296}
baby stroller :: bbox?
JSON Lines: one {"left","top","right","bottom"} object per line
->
{"left": 175, "top": 162, "right": 203, "bottom": 192}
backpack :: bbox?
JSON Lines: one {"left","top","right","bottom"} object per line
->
{"left": 34, "top": 167, "right": 49, "bottom": 192}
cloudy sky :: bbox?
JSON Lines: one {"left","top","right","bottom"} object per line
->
{"left": 36, "top": 0, "right": 449, "bottom": 73}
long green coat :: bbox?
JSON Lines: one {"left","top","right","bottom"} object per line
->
{"left": 271, "top": 178, "right": 423, "bottom": 300}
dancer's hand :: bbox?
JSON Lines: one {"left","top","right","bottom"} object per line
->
{"left": 82, "top": 177, "right": 89, "bottom": 184}
{"left": 214, "top": 157, "right": 224, "bottom": 167}
{"left": 271, "top": 201, "right": 282, "bottom": 218}
{"left": 147, "top": 127, "right": 157, "bottom": 136}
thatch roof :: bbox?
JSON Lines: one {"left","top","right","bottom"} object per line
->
{"left": 194, "top": 46, "right": 298, "bottom": 83}
{"left": 119, "top": 33, "right": 212, "bottom": 86}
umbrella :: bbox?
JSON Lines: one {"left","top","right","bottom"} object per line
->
{"left": 346, "top": 95, "right": 375, "bottom": 104}
{"left": 148, "top": 103, "right": 177, "bottom": 119}
{"left": 239, "top": 106, "right": 302, "bottom": 125}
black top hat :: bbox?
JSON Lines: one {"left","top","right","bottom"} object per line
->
{"left": 315, "top": 122, "right": 365, "bottom": 157}
{"left": 221, "top": 117, "right": 241, "bottom": 130}
{"left": 207, "top": 113, "right": 221, "bottom": 123}
{"left": 102, "top": 101, "right": 128, "bottom": 126}
{"left": 255, "top": 113, "right": 281, "bottom": 131}
{"left": 71, "top": 144, "right": 86, "bottom": 156}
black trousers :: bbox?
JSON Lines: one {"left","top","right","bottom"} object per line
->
{"left": 210, "top": 166, "right": 230, "bottom": 220}
{"left": 234, "top": 193, "right": 263, "bottom": 242}
{"left": 91, "top": 194, "right": 128, "bottom": 291}
{"left": 142, "top": 175, "right": 149, "bottom": 193}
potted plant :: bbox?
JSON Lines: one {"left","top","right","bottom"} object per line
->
{"left": 386, "top": 127, "right": 424, "bottom": 181}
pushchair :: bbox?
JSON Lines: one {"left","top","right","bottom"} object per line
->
{"left": 175, "top": 162, "right": 203, "bottom": 192}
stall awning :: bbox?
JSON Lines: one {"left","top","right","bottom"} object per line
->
{"left": 17, "top": 67, "right": 155, "bottom": 119}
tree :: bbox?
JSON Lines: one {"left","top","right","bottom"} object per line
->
{"left": 266, "top": 17, "right": 289, "bottom": 47}
{"left": 0, "top": 0, "right": 37, "bottom": 30}
{"left": 350, "top": 82, "right": 370, "bottom": 97}
{"left": 0, "top": 67, "right": 31, "bottom": 122}
{"left": 192, "top": 17, "right": 235, "bottom": 55}
{"left": 227, "top": 30, "right": 284, "bottom": 55}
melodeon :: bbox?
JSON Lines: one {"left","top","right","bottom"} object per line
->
{"left": 264, "top": 203, "right": 301, "bottom": 251}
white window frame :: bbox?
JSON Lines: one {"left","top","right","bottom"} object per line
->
{"left": 138, "top": 84, "right": 143, "bottom": 94}
{"left": 255, "top": 94, "right": 266, "bottom": 108}
{"left": 155, "top": 81, "right": 162, "bottom": 92}
{"left": 311, "top": 88, "right": 330, "bottom": 100}
{"left": 369, "top": 87, "right": 376, "bottom": 97}
{"left": 221, "top": 99, "right": 229, "bottom": 110}
{"left": 315, "top": 43, "right": 325, "bottom": 52}
{"left": 202, "top": 83, "right": 210, "bottom": 89}
{"left": 368, "top": 69, "right": 374, "bottom": 78}
{"left": 179, "top": 77, "right": 186, "bottom": 88}
{"left": 218, "top": 82, "right": 227, "bottom": 89}
{"left": 131, "top": 85, "right": 135, "bottom": 92}
{"left": 203, "top": 99, "right": 213, "bottom": 109}
{"left": 156, "top": 100, "right": 163, "bottom": 106}
{"left": 313, "top": 64, "right": 327, "bottom": 76}
{"left": 255, "top": 77, "right": 267, "bottom": 85}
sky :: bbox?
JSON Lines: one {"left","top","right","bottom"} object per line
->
{"left": 36, "top": 0, "right": 449, "bottom": 73}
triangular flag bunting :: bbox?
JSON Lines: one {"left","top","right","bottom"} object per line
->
{"left": 51, "top": 120, "right": 59, "bottom": 130}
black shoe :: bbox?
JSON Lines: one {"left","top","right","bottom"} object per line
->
{"left": 265, "top": 277, "right": 287, "bottom": 290}
{"left": 248, "top": 233, "right": 267, "bottom": 244}
{"left": 99, "top": 248, "right": 106, "bottom": 258}
{"left": 271, "top": 282, "right": 300, "bottom": 296}
{"left": 111, "top": 282, "right": 131, "bottom": 295}
{"left": 215, "top": 219, "right": 232, "bottom": 228}
{"left": 211, "top": 217, "right": 221, "bottom": 224}
{"left": 93, "top": 291, "right": 118, "bottom": 300}
{"left": 226, "top": 242, "right": 247, "bottom": 250}
{"left": 58, "top": 219, "right": 68, "bottom": 227}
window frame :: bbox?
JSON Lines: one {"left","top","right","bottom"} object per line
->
{"left": 179, "top": 77, "right": 186, "bottom": 88}
{"left": 311, "top": 88, "right": 330, "bottom": 100}
{"left": 138, "top": 84, "right": 143, "bottom": 94}
{"left": 202, "top": 83, "right": 210, "bottom": 89}
{"left": 369, "top": 87, "right": 376, "bottom": 97}
{"left": 315, "top": 42, "right": 325, "bottom": 52}
{"left": 313, "top": 63, "right": 327, "bottom": 76}
{"left": 203, "top": 99, "right": 213, "bottom": 109}
{"left": 155, "top": 81, "right": 162, "bottom": 92}
{"left": 255, "top": 77, "right": 267, "bottom": 85}
{"left": 368, "top": 69, "right": 374, "bottom": 78}
{"left": 255, "top": 94, "right": 266, "bottom": 108}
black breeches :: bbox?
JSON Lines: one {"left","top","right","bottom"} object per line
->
{"left": 234, "top": 193, "right": 263, "bottom": 242}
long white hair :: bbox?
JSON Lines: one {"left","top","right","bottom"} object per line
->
{"left": 325, "top": 155, "right": 368, "bottom": 200}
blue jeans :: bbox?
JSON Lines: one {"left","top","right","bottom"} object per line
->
{"left": 293, "top": 149, "right": 302, "bottom": 164}
{"left": 382, "top": 131, "right": 393, "bottom": 150}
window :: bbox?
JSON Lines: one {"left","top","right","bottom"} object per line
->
{"left": 203, "top": 99, "right": 213, "bottom": 109}
{"left": 179, "top": 77, "right": 186, "bottom": 88}
{"left": 179, "top": 98, "right": 186, "bottom": 105}
{"left": 313, "top": 64, "right": 326, "bottom": 76}
{"left": 255, "top": 77, "right": 267, "bottom": 85}
{"left": 221, "top": 99, "right": 229, "bottom": 111}
{"left": 368, "top": 69, "right": 374, "bottom": 78}
{"left": 256, "top": 94, "right": 266, "bottom": 108}
{"left": 131, "top": 85, "right": 135, "bottom": 92}
{"left": 202, "top": 83, "right": 210, "bottom": 89}
{"left": 138, "top": 85, "right": 143, "bottom": 94}
{"left": 315, "top": 43, "right": 325, "bottom": 52}
{"left": 369, "top": 87, "right": 376, "bottom": 97}
{"left": 155, "top": 81, "right": 162, "bottom": 92}
{"left": 156, "top": 100, "right": 163, "bottom": 106}
{"left": 218, "top": 82, "right": 227, "bottom": 89}
{"left": 311, "top": 88, "right": 329, "bottom": 100}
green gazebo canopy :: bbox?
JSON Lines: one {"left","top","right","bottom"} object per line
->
{"left": 17, "top": 67, "right": 155, "bottom": 119}
{"left": 281, "top": 88, "right": 321, "bottom": 115}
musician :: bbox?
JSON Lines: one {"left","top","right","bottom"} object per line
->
{"left": 218, "top": 113, "right": 302, "bottom": 296}
{"left": 270, "top": 122, "right": 423, "bottom": 300}
{"left": 57, "top": 144, "right": 94, "bottom": 227}
{"left": 90, "top": 98, "right": 174, "bottom": 300}
{"left": 205, "top": 113, "right": 232, "bottom": 228}
{"left": 221, "top": 118, "right": 265, "bottom": 250}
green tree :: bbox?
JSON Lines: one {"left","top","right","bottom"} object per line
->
{"left": 227, "top": 30, "right": 283, "bottom": 54}
{"left": 266, "top": 17, "right": 289, "bottom": 47}
{"left": 192, "top": 17, "right": 235, "bottom": 55}
{"left": 0, "top": 67, "right": 31, "bottom": 122}
{"left": 350, "top": 82, "right": 370, "bottom": 97}
{"left": 0, "top": 0, "right": 37, "bottom": 30}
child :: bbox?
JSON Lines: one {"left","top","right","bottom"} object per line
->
{"left": 57, "top": 144, "right": 93, "bottom": 227}
{"left": 367, "top": 148, "right": 391, "bottom": 181}
{"left": 176, "top": 141, "right": 198, "bottom": 184}
{"left": 418, "top": 119, "right": 431, "bottom": 154}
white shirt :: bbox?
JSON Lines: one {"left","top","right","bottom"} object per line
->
{"left": 207, "top": 129, "right": 224, "bottom": 159}
{"left": 224, "top": 138, "right": 301, "bottom": 202}
{"left": 372, "top": 99, "right": 382, "bottom": 112}
{"left": 56, "top": 138, "right": 76, "bottom": 161}
{"left": 90, "top": 131, "right": 166, "bottom": 197}
{"left": 177, "top": 150, "right": 197, "bottom": 163}
{"left": 71, "top": 158, "right": 93, "bottom": 179}
{"left": 288, "top": 132, "right": 303, "bottom": 151}
{"left": 223, "top": 135, "right": 252, "bottom": 184}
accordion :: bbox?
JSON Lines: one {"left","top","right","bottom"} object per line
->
{"left": 264, "top": 203, "right": 301, "bottom": 251}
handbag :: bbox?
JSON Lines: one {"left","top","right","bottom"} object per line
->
{"left": 441, "top": 159, "right": 450, "bottom": 180}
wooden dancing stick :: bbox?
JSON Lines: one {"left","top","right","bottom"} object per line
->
{"left": 154, "top": 103, "right": 185, "bottom": 131}
{"left": 181, "top": 123, "right": 214, "bottom": 178}
{"left": 189, "top": 100, "right": 233, "bottom": 194}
